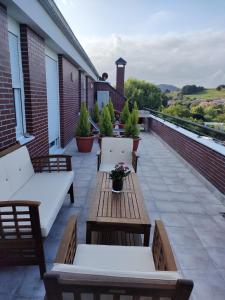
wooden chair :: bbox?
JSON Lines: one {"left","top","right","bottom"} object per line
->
{"left": 0, "top": 201, "right": 46, "bottom": 278}
{"left": 44, "top": 216, "right": 193, "bottom": 300}
{"left": 97, "top": 137, "right": 139, "bottom": 172}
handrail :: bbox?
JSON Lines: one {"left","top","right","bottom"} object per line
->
{"left": 144, "top": 108, "right": 225, "bottom": 143}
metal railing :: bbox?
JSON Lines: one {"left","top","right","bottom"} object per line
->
{"left": 144, "top": 108, "right": 225, "bottom": 144}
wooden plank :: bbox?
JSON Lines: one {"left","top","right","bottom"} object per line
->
{"left": 87, "top": 172, "right": 151, "bottom": 245}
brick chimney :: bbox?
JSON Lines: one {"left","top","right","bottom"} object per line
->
{"left": 115, "top": 57, "right": 127, "bottom": 96}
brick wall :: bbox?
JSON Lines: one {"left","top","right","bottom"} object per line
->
{"left": 149, "top": 117, "right": 225, "bottom": 194}
{"left": 0, "top": 4, "right": 16, "bottom": 151}
{"left": 87, "top": 76, "right": 94, "bottom": 113}
{"left": 79, "top": 71, "right": 86, "bottom": 108}
{"left": 20, "top": 25, "right": 49, "bottom": 157}
{"left": 58, "top": 55, "right": 79, "bottom": 148}
{"left": 95, "top": 81, "right": 125, "bottom": 112}
{"left": 116, "top": 66, "right": 125, "bottom": 96}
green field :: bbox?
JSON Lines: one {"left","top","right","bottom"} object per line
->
{"left": 168, "top": 88, "right": 225, "bottom": 100}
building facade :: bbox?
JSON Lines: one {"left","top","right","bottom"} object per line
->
{"left": 0, "top": 0, "right": 98, "bottom": 156}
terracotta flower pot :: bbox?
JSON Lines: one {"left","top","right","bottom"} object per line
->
{"left": 76, "top": 136, "right": 94, "bottom": 153}
{"left": 133, "top": 137, "right": 141, "bottom": 151}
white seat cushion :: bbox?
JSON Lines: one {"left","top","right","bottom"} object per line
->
{"left": 0, "top": 146, "right": 34, "bottom": 200}
{"left": 52, "top": 263, "right": 180, "bottom": 280}
{"left": 101, "top": 137, "right": 133, "bottom": 169}
{"left": 99, "top": 163, "right": 134, "bottom": 173}
{"left": 11, "top": 171, "right": 74, "bottom": 236}
{"left": 74, "top": 244, "right": 155, "bottom": 273}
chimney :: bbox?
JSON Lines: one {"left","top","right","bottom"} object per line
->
{"left": 115, "top": 57, "right": 127, "bottom": 96}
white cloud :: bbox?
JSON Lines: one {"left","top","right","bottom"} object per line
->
{"left": 80, "top": 30, "right": 225, "bottom": 88}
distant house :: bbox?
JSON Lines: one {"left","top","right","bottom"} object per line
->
{"left": 0, "top": 0, "right": 125, "bottom": 156}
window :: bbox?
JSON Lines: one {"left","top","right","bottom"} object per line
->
{"left": 8, "top": 31, "right": 26, "bottom": 139}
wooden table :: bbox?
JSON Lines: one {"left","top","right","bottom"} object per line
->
{"left": 86, "top": 172, "right": 151, "bottom": 246}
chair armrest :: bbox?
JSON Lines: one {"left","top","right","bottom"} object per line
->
{"left": 96, "top": 150, "right": 101, "bottom": 171}
{"left": 152, "top": 220, "right": 177, "bottom": 271}
{"left": 55, "top": 216, "right": 77, "bottom": 264}
{"left": 132, "top": 151, "right": 139, "bottom": 173}
{"left": 31, "top": 155, "right": 72, "bottom": 172}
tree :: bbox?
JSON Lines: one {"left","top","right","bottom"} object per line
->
{"left": 125, "top": 109, "right": 140, "bottom": 138}
{"left": 108, "top": 99, "right": 115, "bottom": 122}
{"left": 190, "top": 105, "right": 204, "bottom": 116}
{"left": 76, "top": 102, "right": 91, "bottom": 136}
{"left": 92, "top": 102, "right": 100, "bottom": 123}
{"left": 120, "top": 100, "right": 130, "bottom": 124}
{"left": 181, "top": 85, "right": 204, "bottom": 95}
{"left": 125, "top": 78, "right": 162, "bottom": 110}
{"left": 99, "top": 105, "right": 113, "bottom": 136}
{"left": 163, "top": 104, "right": 191, "bottom": 118}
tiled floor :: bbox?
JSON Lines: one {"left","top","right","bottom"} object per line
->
{"left": 0, "top": 132, "right": 225, "bottom": 300}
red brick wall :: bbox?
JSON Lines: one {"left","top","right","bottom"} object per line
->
{"left": 0, "top": 4, "right": 16, "bottom": 151}
{"left": 116, "top": 65, "right": 125, "bottom": 96}
{"left": 20, "top": 25, "right": 49, "bottom": 157}
{"left": 87, "top": 77, "right": 94, "bottom": 113}
{"left": 58, "top": 55, "right": 79, "bottom": 148}
{"left": 149, "top": 117, "right": 225, "bottom": 194}
{"left": 95, "top": 81, "right": 125, "bottom": 112}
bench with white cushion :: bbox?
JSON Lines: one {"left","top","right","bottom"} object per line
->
{"left": 97, "top": 137, "right": 139, "bottom": 172}
{"left": 44, "top": 217, "right": 194, "bottom": 300}
{"left": 0, "top": 145, "right": 74, "bottom": 278}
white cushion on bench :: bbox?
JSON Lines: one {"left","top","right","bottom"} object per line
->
{"left": 0, "top": 147, "right": 34, "bottom": 199}
{"left": 11, "top": 171, "right": 74, "bottom": 237}
{"left": 52, "top": 263, "right": 180, "bottom": 280}
{"left": 74, "top": 244, "right": 155, "bottom": 272}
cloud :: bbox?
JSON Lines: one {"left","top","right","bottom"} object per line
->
{"left": 147, "top": 10, "right": 174, "bottom": 25}
{"left": 80, "top": 30, "right": 225, "bottom": 88}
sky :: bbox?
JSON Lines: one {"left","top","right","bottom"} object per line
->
{"left": 55, "top": 0, "right": 225, "bottom": 88}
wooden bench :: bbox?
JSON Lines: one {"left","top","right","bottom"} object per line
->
{"left": 0, "top": 145, "right": 74, "bottom": 278}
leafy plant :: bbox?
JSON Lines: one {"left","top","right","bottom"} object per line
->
{"left": 125, "top": 109, "right": 140, "bottom": 138}
{"left": 121, "top": 101, "right": 130, "bottom": 124}
{"left": 108, "top": 99, "right": 115, "bottom": 122}
{"left": 76, "top": 102, "right": 91, "bottom": 136}
{"left": 109, "top": 162, "right": 131, "bottom": 181}
{"left": 92, "top": 102, "right": 100, "bottom": 123}
{"left": 99, "top": 105, "right": 113, "bottom": 136}
{"left": 132, "top": 101, "right": 139, "bottom": 125}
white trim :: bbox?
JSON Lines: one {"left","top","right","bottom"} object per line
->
{"left": 18, "top": 135, "right": 35, "bottom": 146}
{"left": 7, "top": 16, "right": 26, "bottom": 140}
{"left": 6, "top": 0, "right": 98, "bottom": 80}
{"left": 150, "top": 114, "right": 225, "bottom": 156}
{"left": 45, "top": 45, "right": 58, "bottom": 61}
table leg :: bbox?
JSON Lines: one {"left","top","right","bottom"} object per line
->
{"left": 86, "top": 223, "right": 92, "bottom": 244}
{"left": 144, "top": 225, "right": 151, "bottom": 246}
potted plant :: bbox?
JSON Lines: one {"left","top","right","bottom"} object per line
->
{"left": 92, "top": 101, "right": 100, "bottom": 124}
{"left": 75, "top": 102, "right": 94, "bottom": 152}
{"left": 98, "top": 105, "right": 113, "bottom": 146}
{"left": 109, "top": 162, "right": 131, "bottom": 192}
{"left": 120, "top": 100, "right": 130, "bottom": 128}
{"left": 125, "top": 104, "right": 141, "bottom": 151}
{"left": 108, "top": 99, "right": 115, "bottom": 124}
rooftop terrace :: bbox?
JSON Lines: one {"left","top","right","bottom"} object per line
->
{"left": 0, "top": 132, "right": 225, "bottom": 300}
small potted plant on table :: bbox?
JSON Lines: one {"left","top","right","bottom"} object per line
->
{"left": 109, "top": 162, "right": 131, "bottom": 192}
{"left": 125, "top": 103, "right": 141, "bottom": 151}
{"left": 75, "top": 102, "right": 94, "bottom": 152}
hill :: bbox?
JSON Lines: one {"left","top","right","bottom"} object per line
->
{"left": 158, "top": 84, "right": 179, "bottom": 93}
{"left": 167, "top": 88, "right": 225, "bottom": 103}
